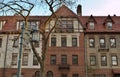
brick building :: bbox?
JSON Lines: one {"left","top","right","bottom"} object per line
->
{"left": 0, "top": 4, "right": 120, "bottom": 77}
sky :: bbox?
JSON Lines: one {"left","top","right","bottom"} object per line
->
{"left": 31, "top": 0, "right": 120, "bottom": 16}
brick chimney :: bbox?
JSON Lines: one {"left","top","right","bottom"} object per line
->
{"left": 77, "top": 4, "right": 82, "bottom": 16}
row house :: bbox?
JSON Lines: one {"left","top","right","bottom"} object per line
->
{"left": 0, "top": 4, "right": 120, "bottom": 77}
{"left": 80, "top": 15, "right": 120, "bottom": 77}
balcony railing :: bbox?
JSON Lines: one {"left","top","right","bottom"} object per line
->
{"left": 98, "top": 45, "right": 109, "bottom": 51}
{"left": 58, "top": 64, "right": 70, "bottom": 70}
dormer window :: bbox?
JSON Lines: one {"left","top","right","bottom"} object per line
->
{"left": 89, "top": 22, "right": 95, "bottom": 30}
{"left": 107, "top": 22, "right": 112, "bottom": 30}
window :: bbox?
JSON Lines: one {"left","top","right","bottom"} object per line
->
{"left": 73, "top": 74, "right": 78, "bottom": 77}
{"left": 33, "top": 55, "right": 38, "bottom": 65}
{"left": 99, "top": 38, "right": 105, "bottom": 48}
{"left": 89, "top": 38, "right": 95, "bottom": 47}
{"left": 90, "top": 55, "right": 96, "bottom": 66}
{"left": 61, "top": 74, "right": 67, "bottom": 77}
{"left": 47, "top": 71, "right": 53, "bottom": 77}
{"left": 0, "top": 21, "right": 6, "bottom": 30}
{"left": 61, "top": 55, "right": 67, "bottom": 64}
{"left": 35, "top": 71, "right": 40, "bottom": 77}
{"left": 12, "top": 74, "right": 24, "bottom": 77}
{"left": 101, "top": 55, "right": 107, "bottom": 66}
{"left": 50, "top": 55, "right": 56, "bottom": 65}
{"left": 22, "top": 53, "right": 28, "bottom": 66}
{"left": 17, "top": 21, "right": 24, "bottom": 30}
{"left": 56, "top": 20, "right": 73, "bottom": 33}
{"left": 51, "top": 36, "right": 56, "bottom": 46}
{"left": 0, "top": 38, "right": 2, "bottom": 48}
{"left": 61, "top": 36, "right": 67, "bottom": 47}
{"left": 107, "top": 22, "right": 112, "bottom": 30}
{"left": 89, "top": 22, "right": 95, "bottom": 30}
{"left": 28, "top": 21, "right": 39, "bottom": 31}
{"left": 110, "top": 38, "right": 116, "bottom": 48}
{"left": 72, "top": 55, "right": 78, "bottom": 64}
{"left": 13, "top": 36, "right": 19, "bottom": 47}
{"left": 93, "top": 74, "right": 106, "bottom": 77}
{"left": 32, "top": 31, "right": 39, "bottom": 42}
{"left": 72, "top": 37, "right": 77, "bottom": 47}
{"left": 111, "top": 55, "right": 118, "bottom": 66}
{"left": 11, "top": 53, "right": 18, "bottom": 65}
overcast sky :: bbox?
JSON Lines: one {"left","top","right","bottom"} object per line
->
{"left": 31, "top": 0, "right": 120, "bottom": 16}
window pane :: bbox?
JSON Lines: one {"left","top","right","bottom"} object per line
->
{"left": 13, "top": 36, "right": 19, "bottom": 47}
{"left": 110, "top": 38, "right": 116, "bottom": 48}
{"left": 107, "top": 22, "right": 112, "bottom": 30}
{"left": 51, "top": 37, "right": 56, "bottom": 46}
{"left": 99, "top": 38, "right": 105, "bottom": 48}
{"left": 61, "top": 55, "right": 67, "bottom": 64}
{"left": 61, "top": 37, "right": 67, "bottom": 47}
{"left": 22, "top": 53, "right": 28, "bottom": 66}
{"left": 89, "top": 38, "right": 95, "bottom": 47}
{"left": 90, "top": 55, "right": 96, "bottom": 66}
{"left": 72, "top": 37, "right": 77, "bottom": 47}
{"left": 33, "top": 55, "right": 38, "bottom": 65}
{"left": 72, "top": 55, "right": 78, "bottom": 64}
{"left": 50, "top": 55, "right": 56, "bottom": 64}
{"left": 111, "top": 55, "right": 118, "bottom": 66}
{"left": 12, "top": 53, "right": 18, "bottom": 65}
{"left": 89, "top": 22, "right": 95, "bottom": 30}
{"left": 101, "top": 55, "right": 107, "bottom": 66}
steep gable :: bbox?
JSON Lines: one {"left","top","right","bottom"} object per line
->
{"left": 54, "top": 5, "right": 77, "bottom": 17}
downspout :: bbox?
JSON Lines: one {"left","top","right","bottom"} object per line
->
{"left": 2, "top": 33, "right": 9, "bottom": 77}
{"left": 84, "top": 33, "right": 88, "bottom": 77}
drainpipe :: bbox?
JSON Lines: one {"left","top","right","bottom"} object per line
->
{"left": 17, "top": 23, "right": 24, "bottom": 77}
{"left": 84, "top": 33, "right": 88, "bottom": 77}
{"left": 2, "top": 34, "right": 9, "bottom": 77}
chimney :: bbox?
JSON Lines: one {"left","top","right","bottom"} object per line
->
{"left": 77, "top": 4, "right": 82, "bottom": 16}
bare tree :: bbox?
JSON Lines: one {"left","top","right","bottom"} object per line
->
{"left": 0, "top": 0, "right": 78, "bottom": 77}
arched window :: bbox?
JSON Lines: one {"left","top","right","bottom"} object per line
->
{"left": 35, "top": 71, "right": 40, "bottom": 77}
{"left": 47, "top": 71, "right": 53, "bottom": 77}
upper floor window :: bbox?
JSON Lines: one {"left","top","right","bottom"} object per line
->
{"left": 89, "top": 38, "right": 95, "bottom": 48}
{"left": 50, "top": 55, "right": 56, "bottom": 65}
{"left": 61, "top": 36, "right": 67, "bottom": 47}
{"left": 61, "top": 55, "right": 67, "bottom": 64}
{"left": 89, "top": 22, "right": 95, "bottom": 30}
{"left": 22, "top": 53, "right": 28, "bottom": 66}
{"left": 72, "top": 37, "right": 77, "bottom": 47}
{"left": 13, "top": 36, "right": 19, "bottom": 47}
{"left": 33, "top": 55, "right": 38, "bottom": 66}
{"left": 111, "top": 55, "right": 118, "bottom": 66}
{"left": 72, "top": 55, "right": 78, "bottom": 65}
{"left": 0, "top": 21, "right": 6, "bottom": 30}
{"left": 99, "top": 38, "right": 105, "bottom": 48}
{"left": 110, "top": 38, "right": 116, "bottom": 48}
{"left": 107, "top": 22, "right": 112, "bottom": 30}
{"left": 101, "top": 55, "right": 107, "bottom": 66}
{"left": 0, "top": 37, "right": 2, "bottom": 48}
{"left": 51, "top": 36, "right": 56, "bottom": 46}
{"left": 11, "top": 53, "right": 18, "bottom": 65}
{"left": 28, "top": 21, "right": 39, "bottom": 31}
{"left": 56, "top": 20, "right": 73, "bottom": 33}
{"left": 90, "top": 55, "right": 96, "bottom": 66}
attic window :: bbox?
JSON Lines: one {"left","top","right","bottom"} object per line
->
{"left": 89, "top": 22, "right": 95, "bottom": 30}
{"left": 107, "top": 22, "right": 112, "bottom": 30}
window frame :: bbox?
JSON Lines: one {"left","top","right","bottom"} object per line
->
{"left": 61, "top": 55, "right": 67, "bottom": 64}
{"left": 111, "top": 55, "right": 118, "bottom": 66}
{"left": 72, "top": 37, "right": 77, "bottom": 47}
{"left": 72, "top": 55, "right": 78, "bottom": 65}
{"left": 22, "top": 53, "right": 28, "bottom": 66}
{"left": 51, "top": 36, "right": 56, "bottom": 47}
{"left": 90, "top": 55, "right": 96, "bottom": 66}
{"left": 0, "top": 37, "right": 2, "bottom": 48}
{"left": 33, "top": 55, "right": 38, "bottom": 66}
{"left": 107, "top": 22, "right": 112, "bottom": 30}
{"left": 101, "top": 55, "right": 107, "bottom": 66}
{"left": 11, "top": 53, "right": 18, "bottom": 65}
{"left": 61, "top": 36, "right": 67, "bottom": 47}
{"left": 99, "top": 38, "right": 106, "bottom": 48}
{"left": 50, "top": 55, "right": 56, "bottom": 65}
{"left": 89, "top": 38, "right": 95, "bottom": 48}
{"left": 89, "top": 22, "right": 95, "bottom": 30}
{"left": 110, "top": 38, "right": 116, "bottom": 48}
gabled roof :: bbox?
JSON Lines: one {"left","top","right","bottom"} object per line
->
{"left": 54, "top": 5, "right": 77, "bottom": 17}
{"left": 87, "top": 15, "right": 97, "bottom": 23}
{"left": 103, "top": 15, "right": 115, "bottom": 24}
